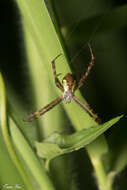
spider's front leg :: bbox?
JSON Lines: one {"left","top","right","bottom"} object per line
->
{"left": 76, "top": 44, "right": 95, "bottom": 90}
{"left": 51, "top": 54, "right": 63, "bottom": 91}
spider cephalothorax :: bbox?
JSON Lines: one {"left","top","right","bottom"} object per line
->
{"left": 62, "top": 73, "right": 76, "bottom": 103}
{"left": 26, "top": 44, "right": 100, "bottom": 123}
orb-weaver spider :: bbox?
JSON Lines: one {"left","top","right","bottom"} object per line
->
{"left": 26, "top": 44, "right": 100, "bottom": 123}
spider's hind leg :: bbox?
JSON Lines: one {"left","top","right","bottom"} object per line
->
{"left": 73, "top": 95, "right": 101, "bottom": 123}
{"left": 51, "top": 54, "right": 63, "bottom": 91}
{"left": 76, "top": 44, "right": 95, "bottom": 90}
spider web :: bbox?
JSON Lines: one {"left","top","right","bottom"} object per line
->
{"left": 64, "top": 0, "right": 108, "bottom": 64}
{"left": 67, "top": 19, "right": 103, "bottom": 64}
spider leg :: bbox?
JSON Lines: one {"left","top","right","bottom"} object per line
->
{"left": 76, "top": 43, "right": 95, "bottom": 90}
{"left": 51, "top": 54, "right": 63, "bottom": 91}
{"left": 73, "top": 95, "right": 101, "bottom": 123}
{"left": 25, "top": 96, "right": 63, "bottom": 122}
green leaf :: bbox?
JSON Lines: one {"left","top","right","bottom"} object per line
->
{"left": 16, "top": 0, "right": 97, "bottom": 129}
{"left": 0, "top": 129, "right": 25, "bottom": 189}
{"left": 35, "top": 115, "right": 123, "bottom": 168}
{"left": 16, "top": 1, "right": 109, "bottom": 168}
{"left": 0, "top": 73, "right": 56, "bottom": 190}
{"left": 9, "top": 118, "right": 56, "bottom": 190}
{"left": 0, "top": 73, "right": 34, "bottom": 190}
{"left": 15, "top": 1, "right": 122, "bottom": 189}
{"left": 15, "top": 1, "right": 78, "bottom": 190}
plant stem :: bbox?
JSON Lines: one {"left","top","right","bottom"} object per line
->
{"left": 86, "top": 136, "right": 113, "bottom": 190}
{"left": 91, "top": 157, "right": 112, "bottom": 190}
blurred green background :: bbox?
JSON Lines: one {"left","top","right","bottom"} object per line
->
{"left": 0, "top": 0, "right": 127, "bottom": 190}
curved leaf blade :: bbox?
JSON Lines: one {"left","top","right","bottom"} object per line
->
{"left": 35, "top": 115, "right": 123, "bottom": 167}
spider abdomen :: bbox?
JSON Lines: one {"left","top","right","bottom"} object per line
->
{"left": 62, "top": 73, "right": 75, "bottom": 103}
{"left": 63, "top": 90, "right": 73, "bottom": 103}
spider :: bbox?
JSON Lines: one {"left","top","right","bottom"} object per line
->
{"left": 26, "top": 44, "right": 100, "bottom": 123}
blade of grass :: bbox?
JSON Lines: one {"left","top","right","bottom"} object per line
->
{"left": 24, "top": 27, "right": 77, "bottom": 190}
{"left": 35, "top": 115, "right": 123, "bottom": 162}
{"left": 15, "top": 1, "right": 112, "bottom": 189}
{"left": 0, "top": 73, "right": 35, "bottom": 190}
{"left": 15, "top": 0, "right": 97, "bottom": 127}
{"left": 0, "top": 132, "right": 26, "bottom": 189}
{"left": 9, "top": 117, "right": 56, "bottom": 190}
{"left": 0, "top": 73, "right": 56, "bottom": 190}
{"left": 46, "top": 2, "right": 113, "bottom": 190}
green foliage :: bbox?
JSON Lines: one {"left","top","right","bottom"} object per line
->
{"left": 0, "top": 1, "right": 127, "bottom": 190}
{"left": 36, "top": 115, "right": 122, "bottom": 169}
